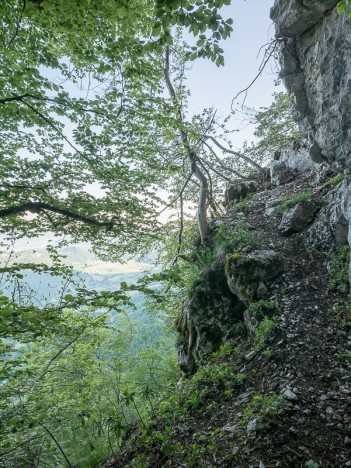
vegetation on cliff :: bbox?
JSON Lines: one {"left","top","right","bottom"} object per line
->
{"left": 2, "top": 1, "right": 351, "bottom": 467}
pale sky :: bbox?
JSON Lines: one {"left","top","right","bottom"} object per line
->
{"left": 186, "top": 0, "right": 280, "bottom": 146}
{"left": 6, "top": 0, "right": 281, "bottom": 252}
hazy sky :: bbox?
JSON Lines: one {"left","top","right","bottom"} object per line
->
{"left": 186, "top": 0, "right": 280, "bottom": 146}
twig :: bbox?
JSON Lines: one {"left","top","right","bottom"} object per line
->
{"left": 0, "top": 436, "right": 41, "bottom": 457}
{"left": 203, "top": 141, "right": 246, "bottom": 179}
{"left": 7, "top": 0, "right": 26, "bottom": 48}
{"left": 199, "top": 153, "right": 232, "bottom": 182}
{"left": 231, "top": 39, "right": 280, "bottom": 107}
{"left": 157, "top": 170, "right": 194, "bottom": 216}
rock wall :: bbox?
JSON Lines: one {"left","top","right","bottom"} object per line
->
{"left": 175, "top": 260, "right": 245, "bottom": 374}
{"left": 176, "top": 4, "right": 351, "bottom": 375}
{"left": 271, "top": 0, "right": 351, "bottom": 170}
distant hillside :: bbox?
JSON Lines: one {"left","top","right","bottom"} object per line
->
{"left": 0, "top": 245, "right": 152, "bottom": 275}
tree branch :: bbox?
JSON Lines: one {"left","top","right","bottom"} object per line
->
{"left": 0, "top": 202, "right": 118, "bottom": 229}
{"left": 203, "top": 135, "right": 264, "bottom": 172}
{"left": 38, "top": 423, "right": 73, "bottom": 468}
{"left": 203, "top": 141, "right": 247, "bottom": 179}
{"left": 231, "top": 39, "right": 280, "bottom": 107}
{"left": 157, "top": 170, "right": 194, "bottom": 216}
{"left": 198, "top": 154, "right": 232, "bottom": 183}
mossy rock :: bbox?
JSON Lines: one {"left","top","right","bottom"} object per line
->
{"left": 225, "top": 250, "right": 284, "bottom": 304}
{"left": 176, "top": 259, "right": 245, "bottom": 375}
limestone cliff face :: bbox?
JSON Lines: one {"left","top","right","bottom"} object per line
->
{"left": 271, "top": 0, "right": 351, "bottom": 169}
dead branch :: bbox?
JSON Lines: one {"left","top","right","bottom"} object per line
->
{"left": 231, "top": 39, "right": 280, "bottom": 107}
{"left": 203, "top": 141, "right": 247, "bottom": 179}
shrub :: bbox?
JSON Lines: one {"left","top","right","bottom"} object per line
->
{"left": 253, "top": 316, "right": 278, "bottom": 351}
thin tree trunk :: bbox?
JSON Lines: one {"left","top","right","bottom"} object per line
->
{"left": 163, "top": 46, "right": 209, "bottom": 245}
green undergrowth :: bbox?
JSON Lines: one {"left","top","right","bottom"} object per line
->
{"left": 253, "top": 316, "right": 279, "bottom": 352}
{"left": 236, "top": 394, "right": 287, "bottom": 433}
{"left": 248, "top": 299, "right": 279, "bottom": 321}
{"left": 230, "top": 320, "right": 247, "bottom": 338}
{"left": 126, "top": 342, "right": 246, "bottom": 466}
{"left": 248, "top": 300, "right": 280, "bottom": 353}
{"left": 328, "top": 245, "right": 350, "bottom": 292}
{"left": 327, "top": 173, "right": 344, "bottom": 186}
{"left": 277, "top": 188, "right": 313, "bottom": 212}
{"left": 158, "top": 344, "right": 244, "bottom": 419}
{"left": 213, "top": 221, "right": 262, "bottom": 256}
{"left": 331, "top": 300, "right": 351, "bottom": 325}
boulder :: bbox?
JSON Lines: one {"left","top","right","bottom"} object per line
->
{"left": 279, "top": 142, "right": 316, "bottom": 174}
{"left": 305, "top": 186, "right": 348, "bottom": 251}
{"left": 224, "top": 180, "right": 258, "bottom": 206}
{"left": 270, "top": 161, "right": 294, "bottom": 186}
{"left": 175, "top": 260, "right": 245, "bottom": 374}
{"left": 225, "top": 250, "right": 284, "bottom": 304}
{"left": 279, "top": 201, "right": 318, "bottom": 236}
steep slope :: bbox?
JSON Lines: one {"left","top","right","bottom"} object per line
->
{"left": 102, "top": 161, "right": 351, "bottom": 467}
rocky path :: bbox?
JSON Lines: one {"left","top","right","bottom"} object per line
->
{"left": 228, "top": 175, "right": 351, "bottom": 467}
{"left": 105, "top": 173, "right": 351, "bottom": 467}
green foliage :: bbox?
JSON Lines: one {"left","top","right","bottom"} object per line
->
{"left": 214, "top": 221, "right": 262, "bottom": 256}
{"left": 305, "top": 461, "right": 320, "bottom": 468}
{"left": 0, "top": 309, "right": 178, "bottom": 467}
{"left": 248, "top": 299, "right": 279, "bottom": 321}
{"left": 253, "top": 316, "right": 278, "bottom": 351}
{"left": 331, "top": 300, "right": 351, "bottom": 325}
{"left": 237, "top": 394, "right": 287, "bottom": 431}
{"left": 277, "top": 188, "right": 313, "bottom": 212}
{"left": 208, "top": 341, "right": 238, "bottom": 359}
{"left": 338, "top": 349, "right": 351, "bottom": 365}
{"left": 230, "top": 320, "right": 248, "bottom": 338}
{"left": 337, "top": 0, "right": 351, "bottom": 16}
{"left": 153, "top": 0, "right": 233, "bottom": 65}
{"left": 327, "top": 173, "right": 345, "bottom": 186}
{"left": 158, "top": 361, "right": 245, "bottom": 422}
{"left": 328, "top": 245, "right": 350, "bottom": 292}
{"left": 236, "top": 93, "right": 300, "bottom": 165}
{"left": 254, "top": 93, "right": 300, "bottom": 153}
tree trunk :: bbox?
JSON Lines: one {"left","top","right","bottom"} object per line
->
{"left": 163, "top": 46, "right": 209, "bottom": 245}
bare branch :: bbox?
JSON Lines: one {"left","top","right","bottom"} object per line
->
{"left": 164, "top": 46, "right": 209, "bottom": 244}
{"left": 203, "top": 135, "right": 264, "bottom": 172}
{"left": 157, "top": 170, "right": 194, "bottom": 216}
{"left": 198, "top": 154, "right": 232, "bottom": 183}
{"left": 203, "top": 141, "right": 247, "bottom": 179}
{"left": 231, "top": 39, "right": 280, "bottom": 107}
